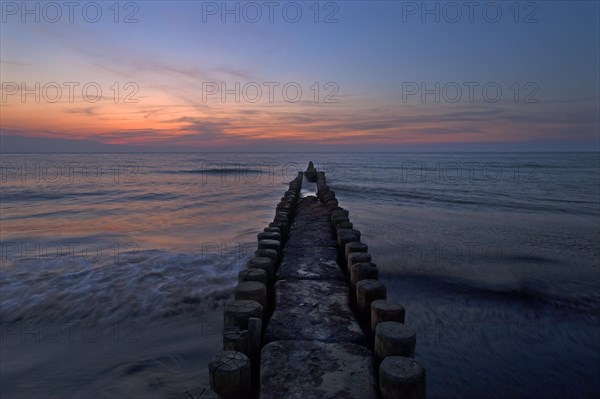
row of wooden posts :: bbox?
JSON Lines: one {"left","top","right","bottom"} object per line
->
{"left": 315, "top": 170, "right": 426, "bottom": 399}
{"left": 206, "top": 172, "right": 304, "bottom": 399}
{"left": 205, "top": 167, "right": 426, "bottom": 399}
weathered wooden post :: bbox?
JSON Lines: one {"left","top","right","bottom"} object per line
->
{"left": 379, "top": 356, "right": 425, "bottom": 399}
{"left": 371, "top": 300, "right": 406, "bottom": 342}
{"left": 223, "top": 300, "right": 263, "bottom": 330}
{"left": 208, "top": 351, "right": 251, "bottom": 399}
{"left": 374, "top": 321, "right": 416, "bottom": 363}
{"left": 345, "top": 241, "right": 368, "bottom": 270}
{"left": 178, "top": 387, "right": 221, "bottom": 398}
{"left": 237, "top": 268, "right": 267, "bottom": 285}
{"left": 350, "top": 262, "right": 379, "bottom": 303}
{"left": 356, "top": 279, "right": 387, "bottom": 331}
{"left": 234, "top": 281, "right": 267, "bottom": 309}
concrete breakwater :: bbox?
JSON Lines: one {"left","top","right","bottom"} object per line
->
{"left": 203, "top": 164, "right": 426, "bottom": 399}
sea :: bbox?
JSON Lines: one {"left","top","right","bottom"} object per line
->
{"left": 1, "top": 152, "right": 598, "bottom": 399}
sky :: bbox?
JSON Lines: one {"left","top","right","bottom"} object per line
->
{"left": 0, "top": 0, "right": 599, "bottom": 152}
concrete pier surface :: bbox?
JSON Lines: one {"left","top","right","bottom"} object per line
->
{"left": 260, "top": 195, "right": 377, "bottom": 398}
{"left": 207, "top": 165, "right": 425, "bottom": 399}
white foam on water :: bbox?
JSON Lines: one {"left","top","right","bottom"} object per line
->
{"left": 0, "top": 248, "right": 243, "bottom": 326}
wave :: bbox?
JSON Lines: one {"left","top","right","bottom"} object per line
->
{"left": 0, "top": 190, "right": 183, "bottom": 204}
{"left": 383, "top": 273, "right": 600, "bottom": 315}
{"left": 0, "top": 249, "right": 243, "bottom": 326}
{"left": 331, "top": 183, "right": 599, "bottom": 216}
{"left": 0, "top": 190, "right": 114, "bottom": 202}
{"left": 126, "top": 192, "right": 183, "bottom": 201}
{"left": 162, "top": 168, "right": 264, "bottom": 175}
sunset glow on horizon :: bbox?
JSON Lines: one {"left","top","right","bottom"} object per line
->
{"left": 1, "top": 1, "right": 598, "bottom": 151}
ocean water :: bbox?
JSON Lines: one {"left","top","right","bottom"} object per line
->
{"left": 1, "top": 152, "right": 598, "bottom": 399}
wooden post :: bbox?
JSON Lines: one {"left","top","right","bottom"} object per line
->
{"left": 345, "top": 241, "right": 368, "bottom": 270}
{"left": 247, "top": 257, "right": 275, "bottom": 285}
{"left": 257, "top": 231, "right": 281, "bottom": 242}
{"left": 337, "top": 231, "right": 360, "bottom": 259}
{"left": 374, "top": 321, "right": 416, "bottom": 363}
{"left": 356, "top": 279, "right": 386, "bottom": 330}
{"left": 178, "top": 387, "right": 221, "bottom": 399}
{"left": 224, "top": 300, "right": 263, "bottom": 330}
{"left": 209, "top": 351, "right": 251, "bottom": 399}
{"left": 235, "top": 281, "right": 267, "bottom": 309}
{"left": 255, "top": 248, "right": 278, "bottom": 267}
{"left": 248, "top": 317, "right": 262, "bottom": 387}
{"left": 238, "top": 268, "right": 267, "bottom": 285}
{"left": 348, "top": 252, "right": 372, "bottom": 269}
{"left": 223, "top": 327, "right": 247, "bottom": 354}
{"left": 350, "top": 262, "right": 379, "bottom": 302}
{"left": 258, "top": 239, "right": 281, "bottom": 261}
{"left": 371, "top": 300, "right": 406, "bottom": 342}
{"left": 379, "top": 356, "right": 425, "bottom": 399}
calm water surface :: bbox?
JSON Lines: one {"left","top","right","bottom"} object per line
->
{"left": 1, "top": 153, "right": 598, "bottom": 398}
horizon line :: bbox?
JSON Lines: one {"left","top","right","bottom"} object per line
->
{"left": 2, "top": 150, "right": 599, "bottom": 154}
